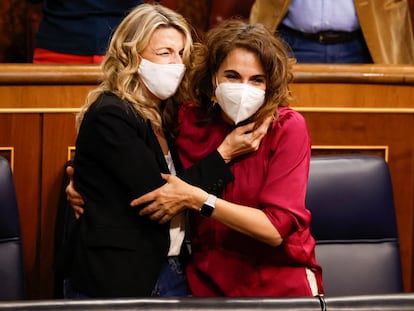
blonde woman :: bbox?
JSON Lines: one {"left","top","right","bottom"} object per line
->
{"left": 66, "top": 4, "right": 268, "bottom": 298}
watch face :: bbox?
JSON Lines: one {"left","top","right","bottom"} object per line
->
{"left": 200, "top": 194, "right": 216, "bottom": 217}
{"left": 200, "top": 204, "right": 214, "bottom": 217}
{"left": 200, "top": 203, "right": 214, "bottom": 217}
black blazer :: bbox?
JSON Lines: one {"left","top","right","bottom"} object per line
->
{"left": 70, "top": 93, "right": 233, "bottom": 297}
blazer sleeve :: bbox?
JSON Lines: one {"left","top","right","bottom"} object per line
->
{"left": 178, "top": 150, "right": 234, "bottom": 196}
{"left": 77, "top": 97, "right": 233, "bottom": 203}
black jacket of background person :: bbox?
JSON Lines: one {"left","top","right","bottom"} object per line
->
{"left": 70, "top": 92, "right": 233, "bottom": 297}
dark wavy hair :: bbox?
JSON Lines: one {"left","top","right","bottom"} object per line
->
{"left": 184, "top": 19, "right": 294, "bottom": 125}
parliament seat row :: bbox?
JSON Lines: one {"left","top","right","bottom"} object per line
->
{"left": 1, "top": 294, "right": 414, "bottom": 311}
{"left": 0, "top": 154, "right": 403, "bottom": 303}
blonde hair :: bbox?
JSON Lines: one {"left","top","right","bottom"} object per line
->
{"left": 186, "top": 19, "right": 294, "bottom": 126}
{"left": 76, "top": 3, "right": 193, "bottom": 132}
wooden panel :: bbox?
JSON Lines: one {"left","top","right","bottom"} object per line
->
{"left": 0, "top": 113, "right": 41, "bottom": 299}
{"left": 0, "top": 85, "right": 92, "bottom": 110}
{"left": 291, "top": 83, "right": 414, "bottom": 109}
{"left": 38, "top": 113, "right": 77, "bottom": 298}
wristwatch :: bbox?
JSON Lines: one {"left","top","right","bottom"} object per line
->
{"left": 200, "top": 194, "right": 217, "bottom": 217}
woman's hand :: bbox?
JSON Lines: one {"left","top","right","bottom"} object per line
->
{"left": 217, "top": 116, "right": 272, "bottom": 163}
{"left": 65, "top": 166, "right": 85, "bottom": 219}
{"left": 130, "top": 173, "right": 207, "bottom": 224}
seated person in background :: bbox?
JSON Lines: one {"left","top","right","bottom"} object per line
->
{"left": 250, "top": 0, "right": 414, "bottom": 64}
{"left": 29, "top": 0, "right": 144, "bottom": 64}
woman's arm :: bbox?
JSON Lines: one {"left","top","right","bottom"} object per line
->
{"left": 132, "top": 110, "right": 312, "bottom": 245}
{"left": 66, "top": 117, "right": 271, "bottom": 219}
{"left": 65, "top": 165, "right": 84, "bottom": 219}
{"left": 131, "top": 173, "right": 282, "bottom": 246}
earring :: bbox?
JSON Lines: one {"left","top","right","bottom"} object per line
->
{"left": 211, "top": 95, "right": 218, "bottom": 105}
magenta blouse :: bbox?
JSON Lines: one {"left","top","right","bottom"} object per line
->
{"left": 175, "top": 102, "right": 324, "bottom": 297}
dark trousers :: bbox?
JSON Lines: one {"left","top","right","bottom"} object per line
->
{"left": 64, "top": 256, "right": 188, "bottom": 298}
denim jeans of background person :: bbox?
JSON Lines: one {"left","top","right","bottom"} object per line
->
{"left": 277, "top": 24, "right": 371, "bottom": 63}
{"left": 250, "top": 0, "right": 414, "bottom": 64}
{"left": 275, "top": 0, "right": 371, "bottom": 63}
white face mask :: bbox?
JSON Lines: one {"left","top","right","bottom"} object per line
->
{"left": 215, "top": 82, "right": 265, "bottom": 124}
{"left": 138, "top": 58, "right": 185, "bottom": 100}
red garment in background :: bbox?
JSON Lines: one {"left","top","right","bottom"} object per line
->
{"left": 33, "top": 48, "right": 104, "bottom": 64}
{"left": 175, "top": 102, "right": 323, "bottom": 297}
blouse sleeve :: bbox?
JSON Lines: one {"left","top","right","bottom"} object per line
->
{"left": 260, "top": 110, "right": 312, "bottom": 238}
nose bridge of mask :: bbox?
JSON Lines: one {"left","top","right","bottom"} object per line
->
{"left": 238, "top": 84, "right": 252, "bottom": 120}
{"left": 138, "top": 58, "right": 185, "bottom": 100}
{"left": 217, "top": 82, "right": 242, "bottom": 113}
{"left": 233, "top": 83, "right": 262, "bottom": 123}
{"left": 215, "top": 81, "right": 265, "bottom": 124}
{"left": 225, "top": 83, "right": 248, "bottom": 121}
{"left": 139, "top": 59, "right": 185, "bottom": 78}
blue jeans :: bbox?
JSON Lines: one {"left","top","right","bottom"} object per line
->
{"left": 278, "top": 28, "right": 372, "bottom": 63}
{"left": 151, "top": 256, "right": 189, "bottom": 297}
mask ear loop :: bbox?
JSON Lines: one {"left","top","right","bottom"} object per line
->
{"left": 137, "top": 54, "right": 144, "bottom": 65}
{"left": 137, "top": 56, "right": 146, "bottom": 87}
